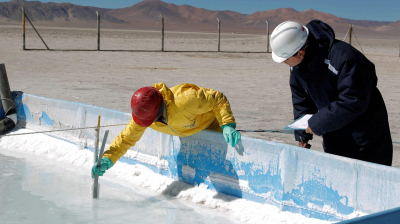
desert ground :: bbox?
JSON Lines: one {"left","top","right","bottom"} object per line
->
{"left": 2, "top": 25, "right": 400, "bottom": 167}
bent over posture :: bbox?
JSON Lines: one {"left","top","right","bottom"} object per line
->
{"left": 92, "top": 82, "right": 241, "bottom": 177}
{"left": 270, "top": 20, "right": 392, "bottom": 166}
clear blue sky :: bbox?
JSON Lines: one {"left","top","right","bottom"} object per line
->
{"left": 5, "top": 0, "right": 399, "bottom": 22}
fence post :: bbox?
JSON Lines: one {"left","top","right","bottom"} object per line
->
{"left": 161, "top": 15, "right": 164, "bottom": 51}
{"left": 266, "top": 20, "right": 269, "bottom": 53}
{"left": 22, "top": 7, "right": 25, "bottom": 50}
{"left": 349, "top": 24, "right": 352, "bottom": 45}
{"left": 97, "top": 11, "right": 100, "bottom": 51}
{"left": 217, "top": 18, "right": 220, "bottom": 52}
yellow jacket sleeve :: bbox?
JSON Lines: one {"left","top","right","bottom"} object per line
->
{"left": 187, "top": 85, "right": 236, "bottom": 126}
{"left": 205, "top": 89, "right": 235, "bottom": 126}
{"left": 103, "top": 118, "right": 147, "bottom": 164}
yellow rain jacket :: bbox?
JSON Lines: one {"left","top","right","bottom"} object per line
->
{"left": 103, "top": 82, "right": 236, "bottom": 164}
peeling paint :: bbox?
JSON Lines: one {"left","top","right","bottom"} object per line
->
{"left": 39, "top": 111, "right": 54, "bottom": 126}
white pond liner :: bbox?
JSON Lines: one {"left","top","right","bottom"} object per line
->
{"left": 0, "top": 128, "right": 331, "bottom": 224}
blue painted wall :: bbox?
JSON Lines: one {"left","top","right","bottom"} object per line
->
{"left": 13, "top": 93, "right": 400, "bottom": 222}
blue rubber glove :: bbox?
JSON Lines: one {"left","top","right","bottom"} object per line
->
{"left": 91, "top": 157, "right": 114, "bottom": 179}
{"left": 222, "top": 123, "right": 241, "bottom": 147}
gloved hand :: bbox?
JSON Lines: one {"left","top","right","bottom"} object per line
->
{"left": 91, "top": 157, "right": 114, "bottom": 179}
{"left": 222, "top": 123, "right": 241, "bottom": 147}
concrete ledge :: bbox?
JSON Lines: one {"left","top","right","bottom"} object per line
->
{"left": 13, "top": 93, "right": 400, "bottom": 222}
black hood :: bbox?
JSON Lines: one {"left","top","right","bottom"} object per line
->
{"left": 306, "top": 20, "right": 336, "bottom": 50}
{"left": 296, "top": 20, "right": 336, "bottom": 72}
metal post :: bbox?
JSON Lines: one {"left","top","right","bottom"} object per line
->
{"left": 349, "top": 24, "right": 352, "bottom": 45}
{"left": 92, "top": 130, "right": 109, "bottom": 199}
{"left": 161, "top": 15, "right": 164, "bottom": 51}
{"left": 93, "top": 115, "right": 101, "bottom": 164}
{"left": 0, "top": 64, "right": 17, "bottom": 114}
{"left": 217, "top": 18, "right": 220, "bottom": 52}
{"left": 266, "top": 20, "right": 269, "bottom": 53}
{"left": 97, "top": 11, "right": 100, "bottom": 51}
{"left": 22, "top": 7, "right": 25, "bottom": 50}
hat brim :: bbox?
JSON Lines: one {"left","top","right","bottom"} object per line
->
{"left": 272, "top": 51, "right": 288, "bottom": 63}
{"left": 132, "top": 112, "right": 157, "bottom": 127}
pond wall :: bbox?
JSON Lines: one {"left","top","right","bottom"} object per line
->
{"left": 13, "top": 93, "right": 400, "bottom": 222}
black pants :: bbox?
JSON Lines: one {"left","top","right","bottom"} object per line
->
{"left": 322, "top": 133, "right": 393, "bottom": 166}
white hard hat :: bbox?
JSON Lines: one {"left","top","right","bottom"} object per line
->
{"left": 270, "top": 21, "right": 309, "bottom": 63}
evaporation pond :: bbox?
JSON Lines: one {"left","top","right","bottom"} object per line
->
{"left": 0, "top": 149, "right": 238, "bottom": 224}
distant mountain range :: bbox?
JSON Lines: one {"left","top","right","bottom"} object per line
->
{"left": 0, "top": 0, "right": 398, "bottom": 37}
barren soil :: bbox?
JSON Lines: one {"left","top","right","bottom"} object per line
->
{"left": 2, "top": 25, "right": 400, "bottom": 167}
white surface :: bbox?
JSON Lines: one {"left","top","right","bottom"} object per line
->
{"left": 0, "top": 153, "right": 239, "bottom": 224}
{"left": 286, "top": 114, "right": 312, "bottom": 130}
{"left": 0, "top": 128, "right": 332, "bottom": 224}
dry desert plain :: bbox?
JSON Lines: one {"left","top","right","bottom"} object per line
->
{"left": 2, "top": 25, "right": 400, "bottom": 167}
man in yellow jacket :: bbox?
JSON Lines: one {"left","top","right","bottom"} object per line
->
{"left": 92, "top": 82, "right": 241, "bottom": 177}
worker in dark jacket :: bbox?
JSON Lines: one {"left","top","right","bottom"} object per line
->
{"left": 270, "top": 20, "right": 392, "bottom": 166}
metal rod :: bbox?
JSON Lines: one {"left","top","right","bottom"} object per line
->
{"left": 22, "top": 7, "right": 25, "bottom": 50}
{"left": 266, "top": 20, "right": 269, "bottom": 53}
{"left": 93, "top": 115, "right": 101, "bottom": 164}
{"left": 92, "top": 130, "right": 109, "bottom": 199}
{"left": 97, "top": 11, "right": 100, "bottom": 51}
{"left": 25, "top": 14, "right": 50, "bottom": 50}
{"left": 237, "top": 129, "right": 295, "bottom": 134}
{"left": 161, "top": 15, "right": 164, "bottom": 52}
{"left": 217, "top": 18, "right": 221, "bottom": 52}
{"left": 349, "top": 24, "right": 352, "bottom": 45}
{"left": 1, "top": 123, "right": 127, "bottom": 137}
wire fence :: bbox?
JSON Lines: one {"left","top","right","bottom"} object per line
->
{"left": 1, "top": 123, "right": 128, "bottom": 137}
{"left": 21, "top": 8, "right": 271, "bottom": 54}
{"left": 20, "top": 8, "right": 399, "bottom": 57}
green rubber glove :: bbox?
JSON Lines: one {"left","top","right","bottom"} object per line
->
{"left": 91, "top": 157, "right": 114, "bottom": 179}
{"left": 222, "top": 123, "right": 241, "bottom": 147}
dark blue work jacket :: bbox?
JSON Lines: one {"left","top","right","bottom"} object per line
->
{"left": 290, "top": 20, "right": 392, "bottom": 165}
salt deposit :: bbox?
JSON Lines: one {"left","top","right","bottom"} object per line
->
{"left": 0, "top": 128, "right": 332, "bottom": 224}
